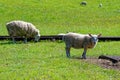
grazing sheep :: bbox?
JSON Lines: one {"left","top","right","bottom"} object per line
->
{"left": 80, "top": 1, "right": 87, "bottom": 6}
{"left": 99, "top": 3, "right": 102, "bottom": 7}
{"left": 6, "top": 20, "right": 40, "bottom": 43}
{"left": 63, "top": 32, "right": 101, "bottom": 59}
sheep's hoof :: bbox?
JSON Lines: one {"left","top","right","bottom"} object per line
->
{"left": 66, "top": 55, "right": 71, "bottom": 58}
{"left": 66, "top": 53, "right": 70, "bottom": 58}
{"left": 24, "top": 42, "right": 27, "bottom": 44}
{"left": 67, "top": 56, "right": 71, "bottom": 58}
{"left": 12, "top": 41, "right": 16, "bottom": 44}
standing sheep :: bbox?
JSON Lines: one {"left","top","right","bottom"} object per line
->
{"left": 99, "top": 3, "right": 102, "bottom": 7}
{"left": 63, "top": 32, "right": 101, "bottom": 59}
{"left": 6, "top": 20, "right": 40, "bottom": 43}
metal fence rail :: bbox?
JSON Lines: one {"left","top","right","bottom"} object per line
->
{"left": 0, "top": 35, "right": 120, "bottom": 41}
{"left": 98, "top": 36, "right": 120, "bottom": 41}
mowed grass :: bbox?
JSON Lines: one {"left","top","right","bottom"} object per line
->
{"left": 0, "top": 41, "right": 120, "bottom": 80}
{"left": 0, "top": 0, "right": 120, "bottom": 35}
{"left": 0, "top": 0, "right": 120, "bottom": 80}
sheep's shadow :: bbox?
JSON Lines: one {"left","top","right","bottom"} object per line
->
{"left": 70, "top": 56, "right": 83, "bottom": 60}
{"left": 70, "top": 56, "right": 95, "bottom": 60}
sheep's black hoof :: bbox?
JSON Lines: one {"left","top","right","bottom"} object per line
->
{"left": 66, "top": 53, "right": 70, "bottom": 58}
{"left": 66, "top": 55, "right": 71, "bottom": 58}
{"left": 12, "top": 41, "right": 16, "bottom": 44}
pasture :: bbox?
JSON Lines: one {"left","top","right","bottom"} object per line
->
{"left": 0, "top": 0, "right": 120, "bottom": 80}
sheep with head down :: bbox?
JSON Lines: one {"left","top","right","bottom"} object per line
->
{"left": 6, "top": 20, "right": 40, "bottom": 43}
{"left": 63, "top": 32, "right": 101, "bottom": 59}
{"left": 80, "top": 1, "right": 87, "bottom": 6}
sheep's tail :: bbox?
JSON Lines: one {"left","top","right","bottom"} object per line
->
{"left": 57, "top": 33, "right": 65, "bottom": 41}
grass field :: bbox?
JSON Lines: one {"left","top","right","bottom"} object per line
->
{"left": 0, "top": 0, "right": 120, "bottom": 80}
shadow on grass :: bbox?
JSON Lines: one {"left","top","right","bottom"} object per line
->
{"left": 70, "top": 56, "right": 82, "bottom": 60}
{"left": 70, "top": 56, "right": 98, "bottom": 60}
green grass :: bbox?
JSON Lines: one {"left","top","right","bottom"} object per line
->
{"left": 0, "top": 41, "right": 120, "bottom": 80}
{"left": 0, "top": 0, "right": 120, "bottom": 35}
{"left": 0, "top": 0, "right": 120, "bottom": 80}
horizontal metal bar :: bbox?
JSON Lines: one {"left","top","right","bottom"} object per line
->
{"left": 0, "top": 35, "right": 120, "bottom": 41}
{"left": 98, "top": 36, "right": 120, "bottom": 41}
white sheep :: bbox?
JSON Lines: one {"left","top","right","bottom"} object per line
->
{"left": 80, "top": 1, "right": 87, "bottom": 6}
{"left": 99, "top": 3, "right": 102, "bottom": 7}
{"left": 6, "top": 20, "right": 40, "bottom": 43}
{"left": 63, "top": 32, "right": 101, "bottom": 59}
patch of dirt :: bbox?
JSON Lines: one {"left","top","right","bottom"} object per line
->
{"left": 84, "top": 57, "right": 120, "bottom": 70}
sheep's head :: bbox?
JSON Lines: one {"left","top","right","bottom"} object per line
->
{"left": 34, "top": 29, "right": 40, "bottom": 42}
{"left": 89, "top": 34, "right": 101, "bottom": 45}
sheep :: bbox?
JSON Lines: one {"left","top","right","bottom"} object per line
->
{"left": 6, "top": 20, "right": 40, "bottom": 43}
{"left": 80, "top": 1, "right": 87, "bottom": 6}
{"left": 99, "top": 3, "right": 102, "bottom": 7}
{"left": 63, "top": 32, "right": 101, "bottom": 59}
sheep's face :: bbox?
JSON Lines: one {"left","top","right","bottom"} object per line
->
{"left": 34, "top": 30, "right": 40, "bottom": 42}
{"left": 34, "top": 34, "right": 40, "bottom": 42}
{"left": 91, "top": 36, "right": 98, "bottom": 45}
{"left": 89, "top": 34, "right": 101, "bottom": 45}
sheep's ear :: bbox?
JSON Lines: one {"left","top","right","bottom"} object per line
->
{"left": 88, "top": 34, "right": 92, "bottom": 37}
{"left": 98, "top": 34, "right": 102, "bottom": 37}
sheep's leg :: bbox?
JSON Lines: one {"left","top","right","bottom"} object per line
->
{"left": 65, "top": 47, "right": 71, "bottom": 57}
{"left": 82, "top": 47, "right": 87, "bottom": 59}
{"left": 65, "top": 42, "right": 71, "bottom": 57}
{"left": 12, "top": 37, "right": 16, "bottom": 43}
{"left": 24, "top": 37, "right": 27, "bottom": 43}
